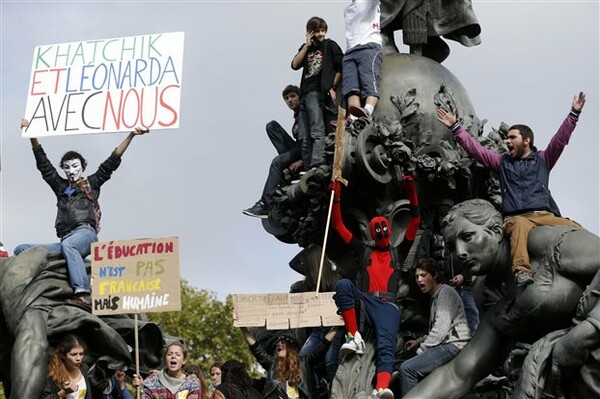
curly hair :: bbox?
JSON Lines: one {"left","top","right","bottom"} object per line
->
{"left": 275, "top": 342, "right": 301, "bottom": 385}
{"left": 441, "top": 199, "right": 503, "bottom": 238}
{"left": 60, "top": 151, "right": 87, "bottom": 171}
{"left": 48, "top": 334, "right": 86, "bottom": 386}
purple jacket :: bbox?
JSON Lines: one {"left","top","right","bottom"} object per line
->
{"left": 451, "top": 110, "right": 580, "bottom": 215}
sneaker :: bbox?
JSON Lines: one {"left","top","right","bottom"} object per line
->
{"left": 515, "top": 269, "right": 534, "bottom": 287}
{"left": 372, "top": 388, "right": 394, "bottom": 399}
{"left": 349, "top": 105, "right": 371, "bottom": 119}
{"left": 242, "top": 200, "right": 268, "bottom": 219}
{"left": 340, "top": 331, "right": 365, "bottom": 355}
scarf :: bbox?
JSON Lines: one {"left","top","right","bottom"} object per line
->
{"left": 158, "top": 369, "right": 185, "bottom": 393}
{"left": 77, "top": 177, "right": 101, "bottom": 233}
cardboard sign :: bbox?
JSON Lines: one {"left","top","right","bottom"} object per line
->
{"left": 23, "top": 32, "right": 184, "bottom": 137}
{"left": 91, "top": 237, "right": 181, "bottom": 315}
{"left": 233, "top": 292, "right": 344, "bottom": 329}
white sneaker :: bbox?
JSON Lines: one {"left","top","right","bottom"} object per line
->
{"left": 340, "top": 331, "right": 365, "bottom": 355}
{"left": 372, "top": 388, "right": 394, "bottom": 399}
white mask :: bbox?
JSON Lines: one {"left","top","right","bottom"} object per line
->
{"left": 61, "top": 159, "right": 84, "bottom": 183}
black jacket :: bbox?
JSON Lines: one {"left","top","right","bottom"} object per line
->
{"left": 33, "top": 145, "right": 121, "bottom": 238}
{"left": 40, "top": 363, "right": 93, "bottom": 399}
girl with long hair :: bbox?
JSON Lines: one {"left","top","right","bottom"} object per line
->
{"left": 211, "top": 360, "right": 261, "bottom": 399}
{"left": 40, "top": 334, "right": 92, "bottom": 399}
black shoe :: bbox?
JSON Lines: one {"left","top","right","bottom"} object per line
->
{"left": 67, "top": 294, "right": 92, "bottom": 312}
{"left": 242, "top": 200, "right": 268, "bottom": 218}
{"left": 515, "top": 269, "right": 534, "bottom": 287}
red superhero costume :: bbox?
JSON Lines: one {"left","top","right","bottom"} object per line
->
{"left": 330, "top": 175, "right": 420, "bottom": 395}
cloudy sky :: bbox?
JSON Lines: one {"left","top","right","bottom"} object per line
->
{"left": 1, "top": 1, "right": 598, "bottom": 299}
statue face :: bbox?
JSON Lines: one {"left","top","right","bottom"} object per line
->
{"left": 443, "top": 215, "right": 500, "bottom": 275}
{"left": 61, "top": 158, "right": 83, "bottom": 183}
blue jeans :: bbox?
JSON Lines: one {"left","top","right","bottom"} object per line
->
{"left": 335, "top": 278, "right": 400, "bottom": 373}
{"left": 299, "top": 327, "right": 345, "bottom": 383}
{"left": 14, "top": 224, "right": 97, "bottom": 293}
{"left": 457, "top": 286, "right": 480, "bottom": 334}
{"left": 399, "top": 343, "right": 460, "bottom": 396}
{"left": 298, "top": 91, "right": 325, "bottom": 168}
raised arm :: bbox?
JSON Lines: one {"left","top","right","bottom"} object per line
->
{"left": 114, "top": 127, "right": 149, "bottom": 157}
{"left": 542, "top": 91, "right": 585, "bottom": 169}
{"left": 437, "top": 108, "right": 502, "bottom": 170}
{"left": 291, "top": 33, "right": 313, "bottom": 70}
{"left": 329, "top": 180, "right": 353, "bottom": 245}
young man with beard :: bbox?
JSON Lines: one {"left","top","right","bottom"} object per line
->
{"left": 436, "top": 92, "right": 586, "bottom": 287}
{"left": 399, "top": 258, "right": 471, "bottom": 396}
{"left": 15, "top": 119, "right": 149, "bottom": 310}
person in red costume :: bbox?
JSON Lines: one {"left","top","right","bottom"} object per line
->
{"left": 329, "top": 175, "right": 420, "bottom": 399}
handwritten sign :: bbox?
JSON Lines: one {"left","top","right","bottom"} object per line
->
{"left": 23, "top": 32, "right": 184, "bottom": 137}
{"left": 233, "top": 292, "right": 344, "bottom": 329}
{"left": 91, "top": 237, "right": 181, "bottom": 315}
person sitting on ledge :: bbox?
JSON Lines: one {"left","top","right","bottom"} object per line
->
{"left": 243, "top": 85, "right": 304, "bottom": 219}
{"left": 329, "top": 175, "right": 420, "bottom": 399}
{"left": 436, "top": 92, "right": 586, "bottom": 287}
{"left": 15, "top": 118, "right": 149, "bottom": 311}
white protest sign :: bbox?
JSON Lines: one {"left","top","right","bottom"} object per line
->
{"left": 233, "top": 292, "right": 344, "bottom": 329}
{"left": 23, "top": 32, "right": 184, "bottom": 137}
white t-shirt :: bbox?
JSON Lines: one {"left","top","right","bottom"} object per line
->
{"left": 344, "top": 0, "right": 382, "bottom": 50}
{"left": 65, "top": 375, "right": 87, "bottom": 399}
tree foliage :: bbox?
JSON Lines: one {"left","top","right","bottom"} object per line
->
{"left": 146, "top": 280, "right": 256, "bottom": 375}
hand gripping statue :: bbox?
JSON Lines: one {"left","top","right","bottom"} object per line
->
{"left": 329, "top": 175, "right": 420, "bottom": 399}
{"left": 403, "top": 199, "right": 600, "bottom": 399}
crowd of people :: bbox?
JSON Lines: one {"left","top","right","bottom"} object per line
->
{"left": 4, "top": 0, "right": 589, "bottom": 397}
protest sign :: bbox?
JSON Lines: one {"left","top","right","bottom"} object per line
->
{"left": 91, "top": 236, "right": 181, "bottom": 315}
{"left": 23, "top": 32, "right": 184, "bottom": 137}
{"left": 233, "top": 292, "right": 344, "bottom": 329}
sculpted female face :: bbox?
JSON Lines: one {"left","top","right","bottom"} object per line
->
{"left": 443, "top": 215, "right": 501, "bottom": 275}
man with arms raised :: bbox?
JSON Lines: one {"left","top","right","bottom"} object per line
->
{"left": 437, "top": 92, "right": 586, "bottom": 287}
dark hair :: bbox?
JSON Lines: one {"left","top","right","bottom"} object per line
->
{"left": 412, "top": 257, "right": 441, "bottom": 283}
{"left": 282, "top": 85, "right": 300, "bottom": 99}
{"left": 210, "top": 362, "right": 222, "bottom": 371}
{"left": 508, "top": 124, "right": 534, "bottom": 148}
{"left": 276, "top": 334, "right": 300, "bottom": 351}
{"left": 293, "top": 245, "right": 340, "bottom": 292}
{"left": 221, "top": 360, "right": 254, "bottom": 393}
{"left": 306, "top": 16, "right": 327, "bottom": 32}
{"left": 60, "top": 151, "right": 87, "bottom": 171}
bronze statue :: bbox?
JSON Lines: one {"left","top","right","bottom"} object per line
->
{"left": 403, "top": 199, "right": 600, "bottom": 398}
{"left": 0, "top": 247, "right": 166, "bottom": 398}
{"left": 380, "top": 0, "right": 482, "bottom": 62}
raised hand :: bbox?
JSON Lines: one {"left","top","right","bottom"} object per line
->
{"left": 436, "top": 108, "right": 457, "bottom": 128}
{"left": 572, "top": 91, "right": 586, "bottom": 111}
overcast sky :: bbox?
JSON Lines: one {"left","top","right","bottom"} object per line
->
{"left": 1, "top": 1, "right": 598, "bottom": 299}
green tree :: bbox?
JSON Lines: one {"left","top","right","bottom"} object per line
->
{"left": 147, "top": 280, "right": 256, "bottom": 376}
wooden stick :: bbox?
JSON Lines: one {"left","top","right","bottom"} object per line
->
{"left": 316, "top": 107, "right": 347, "bottom": 295}
{"left": 135, "top": 314, "right": 141, "bottom": 399}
